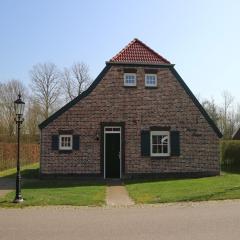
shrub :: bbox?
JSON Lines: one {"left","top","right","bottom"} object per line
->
{"left": 221, "top": 140, "right": 240, "bottom": 167}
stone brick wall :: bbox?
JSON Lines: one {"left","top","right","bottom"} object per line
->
{"left": 40, "top": 65, "right": 220, "bottom": 177}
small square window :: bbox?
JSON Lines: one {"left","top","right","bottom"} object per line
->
{"left": 151, "top": 131, "right": 170, "bottom": 157}
{"left": 124, "top": 73, "right": 136, "bottom": 86}
{"left": 59, "top": 135, "right": 73, "bottom": 150}
{"left": 145, "top": 74, "right": 157, "bottom": 87}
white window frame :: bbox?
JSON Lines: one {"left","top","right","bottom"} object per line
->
{"left": 150, "top": 131, "right": 170, "bottom": 157}
{"left": 124, "top": 73, "right": 137, "bottom": 86}
{"left": 145, "top": 74, "right": 157, "bottom": 87}
{"left": 59, "top": 135, "right": 73, "bottom": 150}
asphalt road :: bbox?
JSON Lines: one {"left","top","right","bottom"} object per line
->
{"left": 0, "top": 178, "right": 14, "bottom": 197}
{"left": 0, "top": 201, "right": 240, "bottom": 240}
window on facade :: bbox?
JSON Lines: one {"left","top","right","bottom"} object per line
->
{"left": 150, "top": 131, "right": 170, "bottom": 156}
{"left": 59, "top": 135, "right": 73, "bottom": 150}
{"left": 145, "top": 74, "right": 157, "bottom": 87}
{"left": 124, "top": 73, "right": 136, "bottom": 86}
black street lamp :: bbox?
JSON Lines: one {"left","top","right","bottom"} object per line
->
{"left": 13, "top": 93, "right": 25, "bottom": 203}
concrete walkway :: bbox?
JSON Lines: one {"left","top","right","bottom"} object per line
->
{"left": 106, "top": 180, "right": 134, "bottom": 206}
{"left": 0, "top": 178, "right": 15, "bottom": 197}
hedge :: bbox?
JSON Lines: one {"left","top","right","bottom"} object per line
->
{"left": 221, "top": 140, "right": 240, "bottom": 167}
{"left": 0, "top": 143, "right": 39, "bottom": 171}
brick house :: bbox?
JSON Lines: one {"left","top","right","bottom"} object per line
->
{"left": 39, "top": 38, "right": 222, "bottom": 179}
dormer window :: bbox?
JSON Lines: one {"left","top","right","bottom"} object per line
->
{"left": 124, "top": 73, "right": 136, "bottom": 86}
{"left": 145, "top": 74, "right": 157, "bottom": 87}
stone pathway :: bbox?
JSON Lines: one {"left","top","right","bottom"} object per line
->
{"left": 0, "top": 178, "right": 15, "bottom": 197}
{"left": 106, "top": 180, "right": 134, "bottom": 207}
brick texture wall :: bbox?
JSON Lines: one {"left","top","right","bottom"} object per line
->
{"left": 40, "top": 65, "right": 220, "bottom": 177}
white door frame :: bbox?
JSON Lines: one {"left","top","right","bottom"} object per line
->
{"left": 104, "top": 126, "right": 122, "bottom": 179}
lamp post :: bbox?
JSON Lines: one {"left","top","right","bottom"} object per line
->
{"left": 13, "top": 93, "right": 25, "bottom": 203}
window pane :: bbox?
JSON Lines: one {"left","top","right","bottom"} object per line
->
{"left": 152, "top": 136, "right": 158, "bottom": 144}
{"left": 161, "top": 136, "right": 168, "bottom": 144}
{"left": 61, "top": 137, "right": 64, "bottom": 146}
{"left": 163, "top": 145, "right": 168, "bottom": 153}
{"left": 157, "top": 145, "right": 162, "bottom": 153}
{"left": 152, "top": 145, "right": 158, "bottom": 153}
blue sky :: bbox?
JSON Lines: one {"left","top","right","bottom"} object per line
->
{"left": 0, "top": 0, "right": 239, "bottom": 104}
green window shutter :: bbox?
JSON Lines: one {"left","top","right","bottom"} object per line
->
{"left": 170, "top": 131, "right": 180, "bottom": 156}
{"left": 73, "top": 135, "right": 80, "bottom": 150}
{"left": 51, "top": 135, "right": 59, "bottom": 150}
{"left": 141, "top": 130, "right": 150, "bottom": 156}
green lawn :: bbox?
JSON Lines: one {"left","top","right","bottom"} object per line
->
{"left": 0, "top": 162, "right": 40, "bottom": 178}
{"left": 0, "top": 163, "right": 106, "bottom": 207}
{"left": 125, "top": 171, "right": 240, "bottom": 204}
{"left": 2, "top": 163, "right": 240, "bottom": 206}
{"left": 0, "top": 180, "right": 106, "bottom": 207}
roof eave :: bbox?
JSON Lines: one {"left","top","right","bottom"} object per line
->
{"left": 106, "top": 61, "right": 175, "bottom": 68}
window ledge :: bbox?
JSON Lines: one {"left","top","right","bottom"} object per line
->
{"left": 151, "top": 156, "right": 171, "bottom": 160}
{"left": 123, "top": 85, "right": 137, "bottom": 88}
{"left": 59, "top": 150, "right": 73, "bottom": 154}
{"left": 145, "top": 86, "right": 158, "bottom": 89}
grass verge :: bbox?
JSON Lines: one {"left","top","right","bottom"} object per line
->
{"left": 0, "top": 179, "right": 106, "bottom": 207}
{"left": 0, "top": 163, "right": 106, "bottom": 207}
{"left": 125, "top": 171, "right": 240, "bottom": 204}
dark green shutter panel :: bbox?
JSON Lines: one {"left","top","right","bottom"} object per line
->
{"left": 170, "top": 131, "right": 180, "bottom": 156}
{"left": 51, "top": 135, "right": 59, "bottom": 150}
{"left": 141, "top": 130, "right": 150, "bottom": 156}
{"left": 73, "top": 135, "right": 80, "bottom": 150}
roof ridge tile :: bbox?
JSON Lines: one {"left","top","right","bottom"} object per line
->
{"left": 109, "top": 38, "right": 170, "bottom": 64}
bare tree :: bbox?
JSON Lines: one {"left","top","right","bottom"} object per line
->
{"left": 222, "top": 91, "right": 234, "bottom": 125}
{"left": 235, "top": 104, "right": 240, "bottom": 128}
{"left": 219, "top": 91, "right": 235, "bottom": 139}
{"left": 202, "top": 91, "right": 240, "bottom": 139}
{"left": 0, "top": 79, "right": 27, "bottom": 136}
{"left": 30, "top": 63, "right": 61, "bottom": 119}
{"left": 0, "top": 83, "right": 4, "bottom": 134}
{"left": 202, "top": 98, "right": 219, "bottom": 125}
{"left": 61, "top": 68, "right": 74, "bottom": 100}
{"left": 25, "top": 97, "right": 42, "bottom": 138}
{"left": 61, "top": 62, "right": 91, "bottom": 101}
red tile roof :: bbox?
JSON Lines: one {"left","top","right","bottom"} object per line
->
{"left": 109, "top": 38, "right": 170, "bottom": 64}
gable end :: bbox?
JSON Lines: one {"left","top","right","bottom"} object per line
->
{"left": 39, "top": 63, "right": 173, "bottom": 129}
{"left": 169, "top": 67, "right": 222, "bottom": 138}
{"left": 39, "top": 62, "right": 222, "bottom": 139}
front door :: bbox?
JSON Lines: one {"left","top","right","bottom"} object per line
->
{"left": 104, "top": 127, "right": 121, "bottom": 178}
